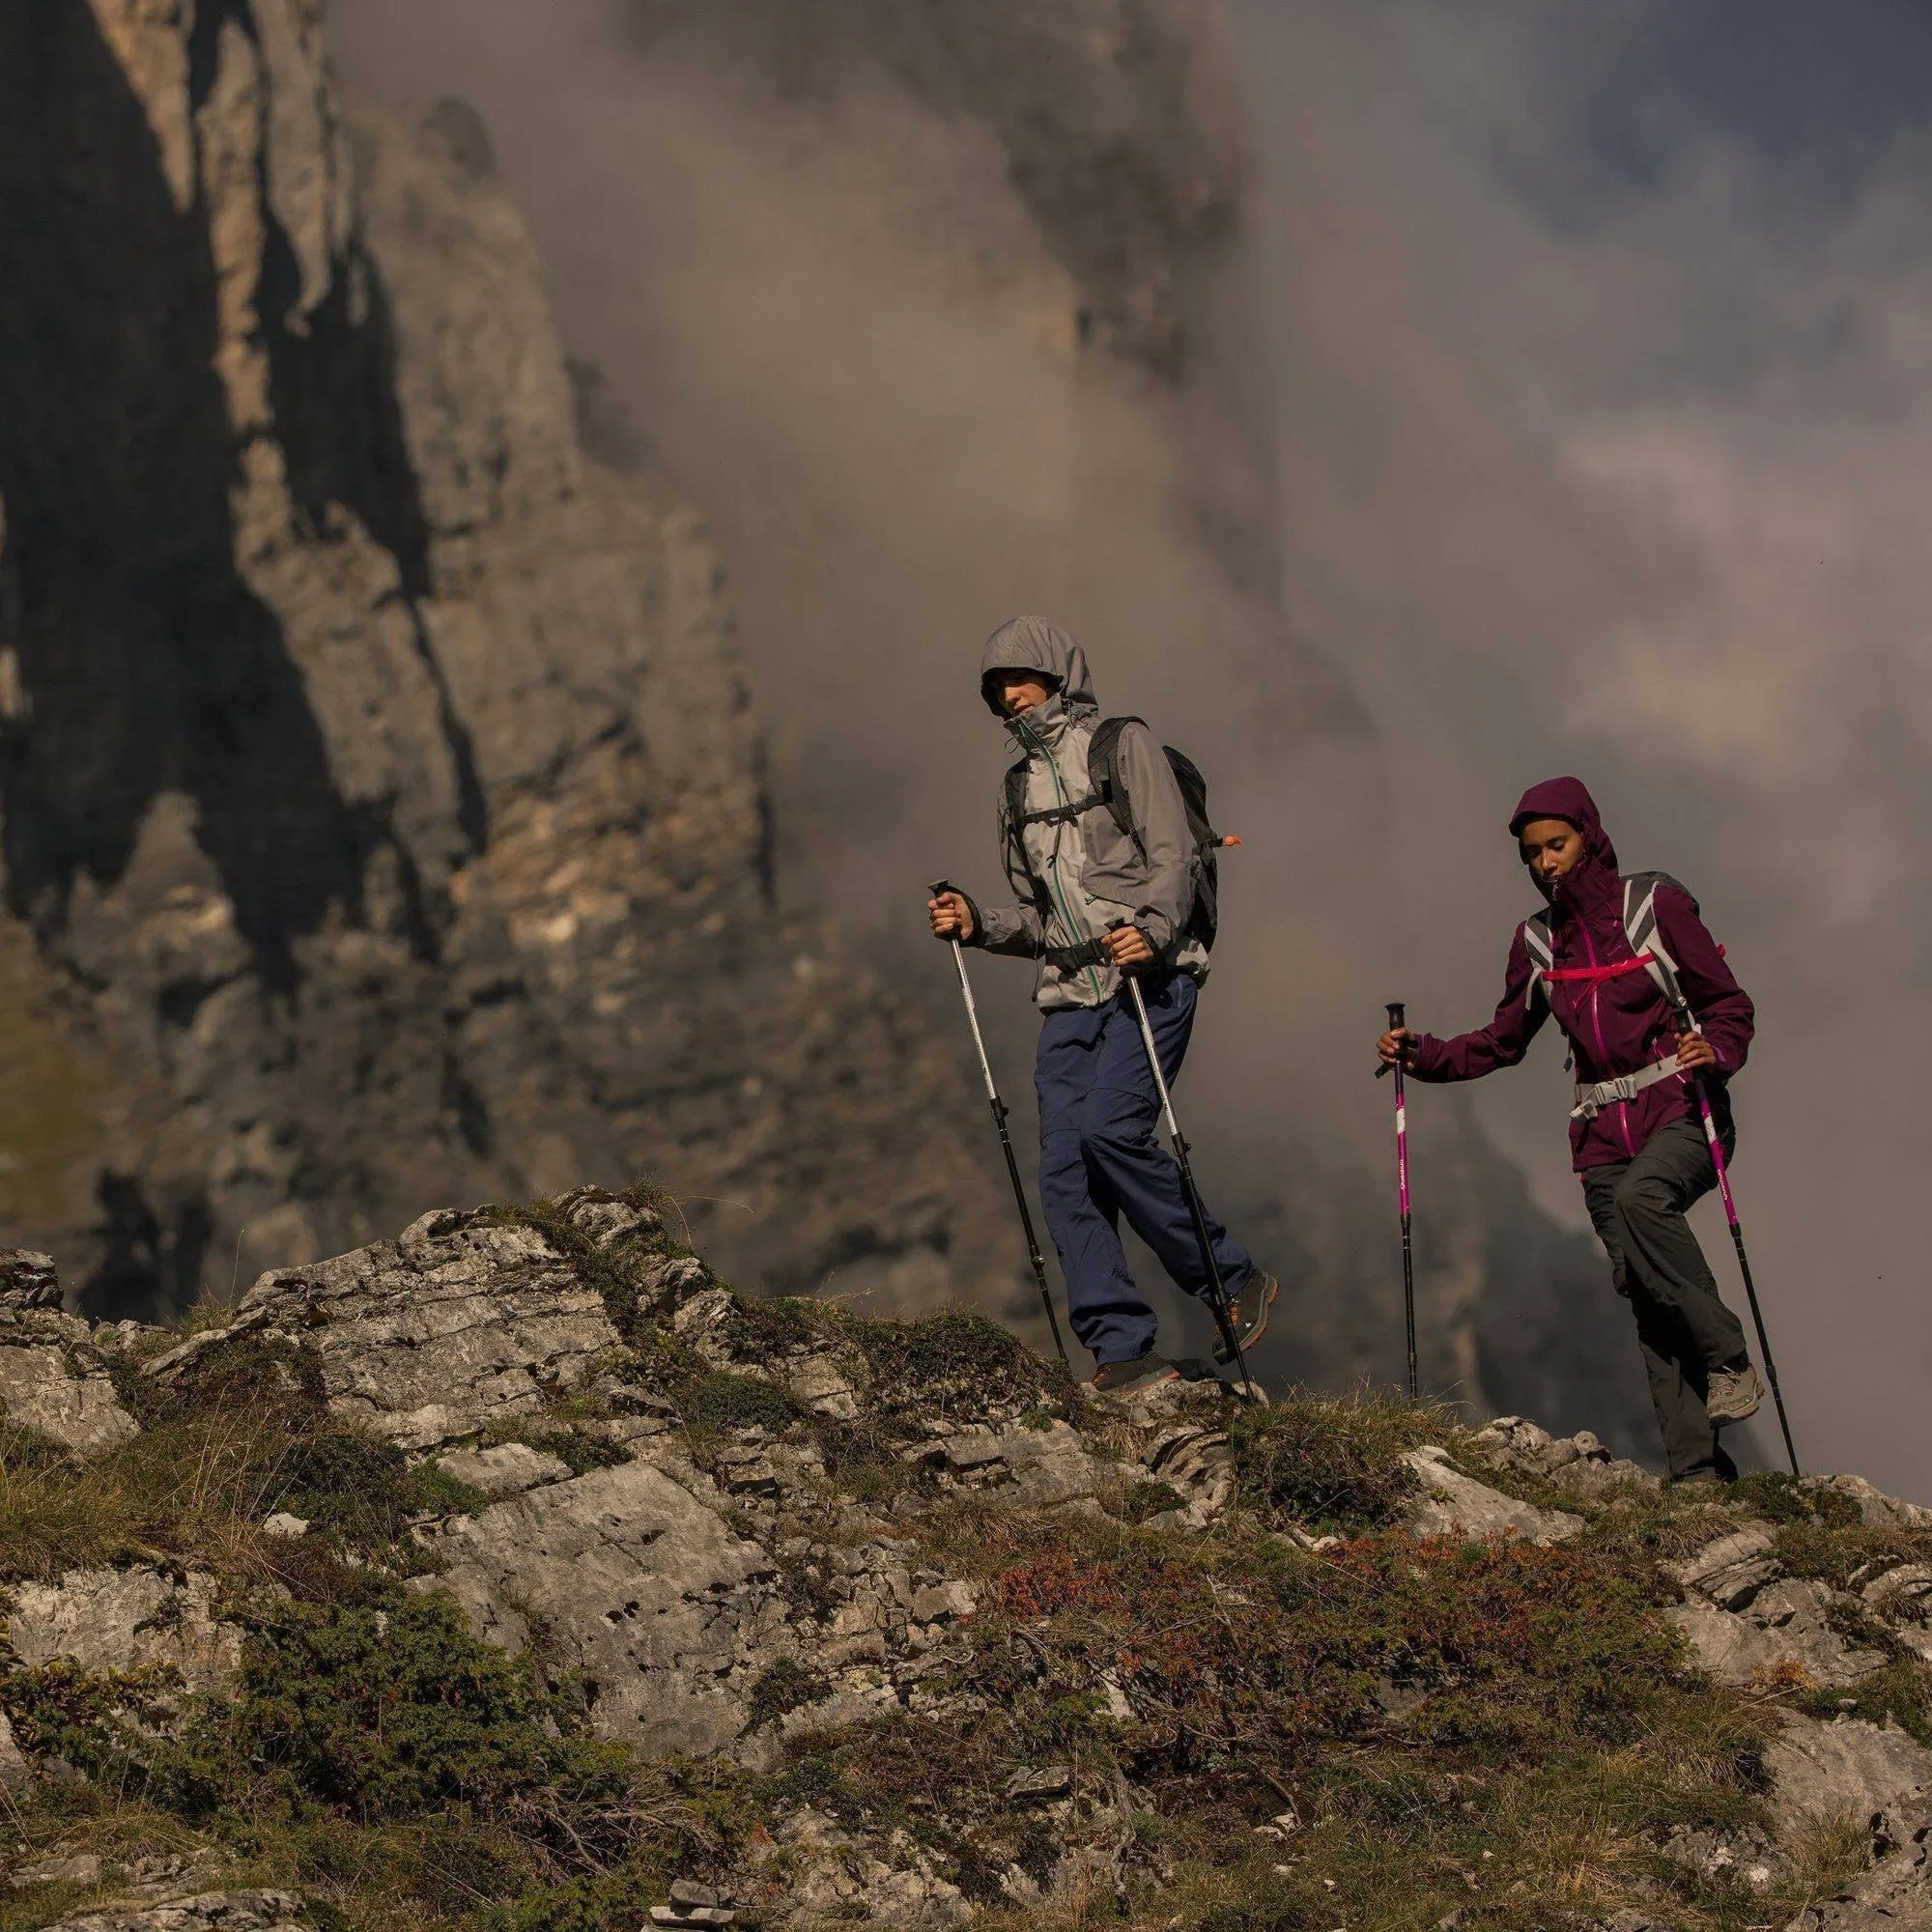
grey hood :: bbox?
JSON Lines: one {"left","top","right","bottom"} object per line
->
{"left": 980, "top": 615, "right": 1098, "bottom": 717}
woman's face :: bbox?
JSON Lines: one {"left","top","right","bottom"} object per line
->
{"left": 1519, "top": 816, "right": 1586, "bottom": 888}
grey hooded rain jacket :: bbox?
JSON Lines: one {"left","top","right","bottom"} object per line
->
{"left": 966, "top": 615, "right": 1209, "bottom": 1011}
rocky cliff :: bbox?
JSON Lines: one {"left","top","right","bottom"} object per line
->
{"left": 3, "top": 1211, "right": 1931, "bottom": 1930}
{"left": 0, "top": 0, "right": 1019, "bottom": 1322}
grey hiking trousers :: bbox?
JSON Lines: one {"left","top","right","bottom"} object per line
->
{"left": 1581, "top": 1119, "right": 1750, "bottom": 1483}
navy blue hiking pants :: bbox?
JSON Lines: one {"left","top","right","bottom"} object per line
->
{"left": 1035, "top": 971, "right": 1256, "bottom": 1367}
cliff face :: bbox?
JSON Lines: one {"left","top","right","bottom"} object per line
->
{"left": 0, "top": 0, "right": 1010, "bottom": 1320}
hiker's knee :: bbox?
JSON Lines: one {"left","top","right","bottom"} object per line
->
{"left": 1038, "top": 1128, "right": 1086, "bottom": 1188}
{"left": 1613, "top": 1168, "right": 1679, "bottom": 1228}
{"left": 1077, "top": 1084, "right": 1156, "bottom": 1159}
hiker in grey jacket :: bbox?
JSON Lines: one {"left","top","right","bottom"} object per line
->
{"left": 928, "top": 615, "right": 1278, "bottom": 1392}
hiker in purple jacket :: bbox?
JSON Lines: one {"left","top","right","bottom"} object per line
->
{"left": 1376, "top": 776, "right": 1765, "bottom": 1483}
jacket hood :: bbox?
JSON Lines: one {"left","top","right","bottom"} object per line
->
{"left": 980, "top": 615, "right": 1097, "bottom": 718}
{"left": 1509, "top": 776, "right": 1620, "bottom": 905}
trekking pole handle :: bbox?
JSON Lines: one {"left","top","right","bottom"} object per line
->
{"left": 1376, "top": 1001, "right": 1408, "bottom": 1080}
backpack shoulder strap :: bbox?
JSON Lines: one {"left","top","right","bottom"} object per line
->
{"left": 1002, "top": 758, "right": 1032, "bottom": 873}
{"left": 1622, "top": 871, "right": 1692, "bottom": 1018}
{"left": 1520, "top": 912, "right": 1554, "bottom": 1012}
{"left": 1086, "top": 716, "right": 1144, "bottom": 840}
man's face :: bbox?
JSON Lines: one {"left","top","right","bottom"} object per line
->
{"left": 994, "top": 669, "right": 1055, "bottom": 717}
{"left": 1519, "top": 816, "right": 1586, "bottom": 887}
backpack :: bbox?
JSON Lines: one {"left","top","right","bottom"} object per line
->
{"left": 1520, "top": 870, "right": 1700, "bottom": 1022}
{"left": 1002, "top": 716, "right": 1230, "bottom": 949}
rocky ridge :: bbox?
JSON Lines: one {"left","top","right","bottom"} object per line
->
{"left": 2, "top": 1211, "right": 1931, "bottom": 1931}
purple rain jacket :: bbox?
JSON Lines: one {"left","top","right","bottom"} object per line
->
{"left": 1407, "top": 777, "right": 1754, "bottom": 1172}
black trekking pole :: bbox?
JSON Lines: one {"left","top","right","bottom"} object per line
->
{"left": 1106, "top": 922, "right": 1264, "bottom": 1404}
{"left": 1672, "top": 1005, "right": 1800, "bottom": 1476}
{"left": 1382, "top": 1001, "right": 1419, "bottom": 1400}
{"left": 928, "top": 881, "right": 1069, "bottom": 1368}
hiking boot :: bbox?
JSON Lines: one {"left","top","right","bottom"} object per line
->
{"left": 1704, "top": 1363, "right": 1764, "bottom": 1427}
{"left": 1212, "top": 1270, "right": 1279, "bottom": 1365}
{"left": 1092, "top": 1351, "right": 1181, "bottom": 1395}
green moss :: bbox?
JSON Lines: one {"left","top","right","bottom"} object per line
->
{"left": 0, "top": 1651, "right": 181, "bottom": 1776}
{"left": 684, "top": 1371, "right": 801, "bottom": 1436}
{"left": 746, "top": 1657, "right": 831, "bottom": 1730}
{"left": 1731, "top": 1471, "right": 1864, "bottom": 1528}
{"left": 1797, "top": 1658, "right": 1932, "bottom": 1747}
{"left": 1231, "top": 1387, "right": 1445, "bottom": 1534}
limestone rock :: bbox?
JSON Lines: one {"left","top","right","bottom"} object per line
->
{"left": 231, "top": 1208, "right": 623, "bottom": 1448}
{"left": 1806, "top": 1475, "right": 1932, "bottom": 1532}
{"left": 1138, "top": 1422, "right": 1236, "bottom": 1530}
{"left": 0, "top": 1710, "right": 31, "bottom": 1790}
{"left": 1767, "top": 1714, "right": 1932, "bottom": 1838}
{"left": 1666, "top": 1531, "right": 1886, "bottom": 1690}
{"left": 1669, "top": 1525, "right": 1783, "bottom": 1610}
{"left": 1400, "top": 1445, "right": 1583, "bottom": 1546}
{"left": 42, "top": 1893, "right": 315, "bottom": 1932}
{"left": 1471, "top": 1415, "right": 1659, "bottom": 1497}
{"left": 1781, "top": 1820, "right": 1932, "bottom": 1932}
{"left": 0, "top": 1250, "right": 62, "bottom": 1311}
{"left": 0, "top": 1344, "right": 139, "bottom": 1456}
{"left": 767, "top": 1810, "right": 970, "bottom": 1931}
{"left": 433, "top": 1440, "right": 575, "bottom": 1496}
{"left": 6, "top": 1568, "right": 241, "bottom": 1697}
{"left": 421, "top": 1458, "right": 781, "bottom": 1756}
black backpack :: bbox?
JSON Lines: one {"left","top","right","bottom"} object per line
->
{"left": 1003, "top": 716, "right": 1230, "bottom": 948}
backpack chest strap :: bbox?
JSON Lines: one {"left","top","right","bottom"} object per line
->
{"left": 1016, "top": 792, "right": 1106, "bottom": 830}
{"left": 1571, "top": 1055, "right": 1682, "bottom": 1121}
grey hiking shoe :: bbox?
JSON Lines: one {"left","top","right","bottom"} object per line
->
{"left": 1213, "top": 1270, "right": 1279, "bottom": 1366}
{"left": 1092, "top": 1351, "right": 1181, "bottom": 1395}
{"left": 1704, "top": 1363, "right": 1764, "bottom": 1427}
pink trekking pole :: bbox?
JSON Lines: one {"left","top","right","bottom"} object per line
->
{"left": 1387, "top": 1001, "right": 1417, "bottom": 1398}
{"left": 1676, "top": 1009, "right": 1800, "bottom": 1476}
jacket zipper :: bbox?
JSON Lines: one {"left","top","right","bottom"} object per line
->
{"left": 1021, "top": 719, "right": 1106, "bottom": 1005}
{"left": 1577, "top": 916, "right": 1636, "bottom": 1158}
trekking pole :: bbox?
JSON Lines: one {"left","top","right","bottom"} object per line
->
{"left": 928, "top": 881, "right": 1070, "bottom": 1368}
{"left": 1674, "top": 1007, "right": 1801, "bottom": 1477}
{"left": 1105, "top": 922, "right": 1264, "bottom": 1404}
{"left": 1385, "top": 1001, "right": 1418, "bottom": 1400}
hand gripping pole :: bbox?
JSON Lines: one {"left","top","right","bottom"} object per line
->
{"left": 929, "top": 882, "right": 1069, "bottom": 1367}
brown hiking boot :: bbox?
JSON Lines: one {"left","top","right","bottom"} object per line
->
{"left": 1704, "top": 1363, "right": 1764, "bottom": 1427}
{"left": 1213, "top": 1270, "right": 1279, "bottom": 1366}
{"left": 1092, "top": 1352, "right": 1181, "bottom": 1395}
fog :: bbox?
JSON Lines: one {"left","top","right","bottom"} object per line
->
{"left": 327, "top": 1, "right": 1931, "bottom": 1497}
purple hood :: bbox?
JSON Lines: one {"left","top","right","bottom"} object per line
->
{"left": 1510, "top": 775, "right": 1619, "bottom": 914}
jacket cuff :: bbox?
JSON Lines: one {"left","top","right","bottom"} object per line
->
{"left": 1137, "top": 907, "right": 1177, "bottom": 952}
